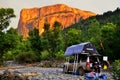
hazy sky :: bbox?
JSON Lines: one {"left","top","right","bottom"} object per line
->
{"left": 0, "top": 0, "right": 120, "bottom": 28}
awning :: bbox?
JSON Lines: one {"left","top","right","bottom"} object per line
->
{"left": 64, "top": 42, "right": 99, "bottom": 56}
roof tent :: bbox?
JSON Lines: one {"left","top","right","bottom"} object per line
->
{"left": 64, "top": 42, "right": 99, "bottom": 56}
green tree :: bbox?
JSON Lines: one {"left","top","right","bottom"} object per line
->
{"left": 87, "top": 19, "right": 100, "bottom": 39}
{"left": 42, "top": 21, "right": 64, "bottom": 60}
{"left": 0, "top": 8, "right": 15, "bottom": 31}
{"left": 2, "top": 28, "right": 22, "bottom": 60}
{"left": 53, "top": 21, "right": 64, "bottom": 53}
{"left": 111, "top": 60, "right": 120, "bottom": 80}
{"left": 44, "top": 23, "right": 50, "bottom": 31}
{"left": 0, "top": 31, "right": 5, "bottom": 60}
{"left": 42, "top": 23, "right": 51, "bottom": 59}
{"left": 0, "top": 8, "right": 15, "bottom": 62}
{"left": 64, "top": 28, "right": 82, "bottom": 48}
{"left": 42, "top": 23, "right": 50, "bottom": 51}
{"left": 87, "top": 19, "right": 102, "bottom": 54}
{"left": 100, "top": 23, "right": 116, "bottom": 60}
{"left": 28, "top": 28, "right": 42, "bottom": 61}
{"left": 114, "top": 23, "right": 120, "bottom": 60}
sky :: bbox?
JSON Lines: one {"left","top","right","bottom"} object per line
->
{"left": 0, "top": 0, "right": 120, "bottom": 28}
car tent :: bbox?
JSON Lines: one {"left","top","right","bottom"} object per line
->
{"left": 64, "top": 42, "right": 99, "bottom": 56}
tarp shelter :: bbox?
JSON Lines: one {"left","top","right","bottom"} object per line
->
{"left": 64, "top": 42, "right": 99, "bottom": 56}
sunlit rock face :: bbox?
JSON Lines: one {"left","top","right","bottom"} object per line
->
{"left": 17, "top": 4, "right": 96, "bottom": 38}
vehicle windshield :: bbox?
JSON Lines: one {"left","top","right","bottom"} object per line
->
{"left": 67, "top": 54, "right": 99, "bottom": 63}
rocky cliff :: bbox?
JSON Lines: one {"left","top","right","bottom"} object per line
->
{"left": 17, "top": 4, "right": 96, "bottom": 38}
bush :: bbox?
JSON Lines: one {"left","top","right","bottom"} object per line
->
{"left": 2, "top": 51, "right": 14, "bottom": 60}
{"left": 15, "top": 51, "right": 37, "bottom": 63}
{"left": 40, "top": 50, "right": 50, "bottom": 60}
{"left": 111, "top": 60, "right": 120, "bottom": 80}
{"left": 55, "top": 50, "right": 65, "bottom": 60}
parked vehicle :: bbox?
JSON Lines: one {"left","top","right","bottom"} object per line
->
{"left": 63, "top": 42, "right": 108, "bottom": 76}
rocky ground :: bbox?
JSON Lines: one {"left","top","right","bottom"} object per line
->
{"left": 0, "top": 61, "right": 113, "bottom": 80}
{"left": 0, "top": 65, "right": 113, "bottom": 80}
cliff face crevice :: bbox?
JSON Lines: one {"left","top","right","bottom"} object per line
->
{"left": 17, "top": 4, "right": 96, "bottom": 38}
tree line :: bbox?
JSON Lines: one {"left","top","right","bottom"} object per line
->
{"left": 0, "top": 8, "right": 120, "bottom": 64}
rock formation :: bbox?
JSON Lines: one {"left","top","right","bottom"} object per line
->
{"left": 18, "top": 4, "right": 96, "bottom": 38}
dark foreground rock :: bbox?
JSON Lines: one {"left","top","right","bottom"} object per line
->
{"left": 0, "top": 69, "right": 28, "bottom": 80}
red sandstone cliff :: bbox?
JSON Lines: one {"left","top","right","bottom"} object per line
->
{"left": 17, "top": 4, "right": 96, "bottom": 38}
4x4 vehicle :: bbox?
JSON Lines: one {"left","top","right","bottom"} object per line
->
{"left": 63, "top": 42, "right": 102, "bottom": 75}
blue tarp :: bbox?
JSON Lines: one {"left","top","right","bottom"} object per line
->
{"left": 64, "top": 42, "right": 99, "bottom": 56}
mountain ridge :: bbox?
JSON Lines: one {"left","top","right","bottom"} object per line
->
{"left": 17, "top": 4, "right": 96, "bottom": 38}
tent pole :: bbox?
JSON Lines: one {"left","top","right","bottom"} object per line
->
{"left": 73, "top": 54, "right": 76, "bottom": 73}
{"left": 75, "top": 54, "right": 78, "bottom": 73}
{"left": 73, "top": 54, "right": 78, "bottom": 74}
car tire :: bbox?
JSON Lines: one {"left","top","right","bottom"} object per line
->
{"left": 78, "top": 67, "right": 85, "bottom": 76}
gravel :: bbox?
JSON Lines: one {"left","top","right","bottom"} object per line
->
{"left": 0, "top": 66, "right": 113, "bottom": 80}
{"left": 16, "top": 67, "right": 84, "bottom": 80}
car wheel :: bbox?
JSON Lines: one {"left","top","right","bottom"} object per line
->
{"left": 78, "top": 67, "right": 85, "bottom": 76}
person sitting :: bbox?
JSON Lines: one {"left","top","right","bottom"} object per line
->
{"left": 84, "top": 68, "right": 99, "bottom": 80}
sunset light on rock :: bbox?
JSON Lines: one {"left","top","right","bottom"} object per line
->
{"left": 18, "top": 4, "right": 96, "bottom": 38}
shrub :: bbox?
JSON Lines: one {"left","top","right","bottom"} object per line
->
{"left": 40, "top": 50, "right": 50, "bottom": 60}
{"left": 15, "top": 51, "right": 37, "bottom": 63}
{"left": 55, "top": 50, "right": 65, "bottom": 60}
{"left": 2, "top": 51, "right": 14, "bottom": 60}
{"left": 111, "top": 60, "right": 120, "bottom": 80}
